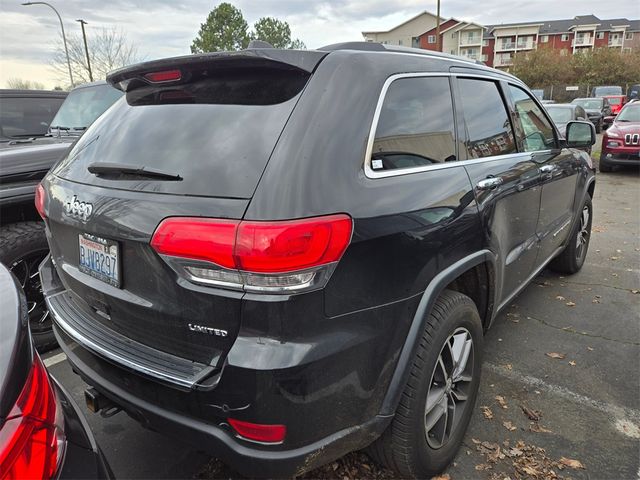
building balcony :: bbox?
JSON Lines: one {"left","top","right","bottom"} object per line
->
{"left": 493, "top": 55, "right": 513, "bottom": 67}
{"left": 515, "top": 41, "right": 536, "bottom": 50}
{"left": 608, "top": 38, "right": 623, "bottom": 47}
{"left": 572, "top": 37, "right": 593, "bottom": 47}
{"left": 495, "top": 42, "right": 516, "bottom": 51}
{"left": 460, "top": 36, "right": 482, "bottom": 46}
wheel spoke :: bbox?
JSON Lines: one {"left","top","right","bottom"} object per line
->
{"left": 425, "top": 394, "right": 447, "bottom": 432}
{"left": 437, "top": 355, "right": 449, "bottom": 383}
{"left": 426, "top": 386, "right": 446, "bottom": 414}
{"left": 451, "top": 334, "right": 472, "bottom": 382}
{"left": 445, "top": 392, "right": 457, "bottom": 437}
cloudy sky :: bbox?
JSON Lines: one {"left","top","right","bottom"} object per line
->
{"left": 0, "top": 0, "right": 637, "bottom": 88}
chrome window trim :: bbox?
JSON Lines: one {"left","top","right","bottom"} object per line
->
{"left": 363, "top": 72, "right": 534, "bottom": 179}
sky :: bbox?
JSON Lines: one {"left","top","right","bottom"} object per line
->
{"left": 1, "top": 0, "right": 638, "bottom": 88}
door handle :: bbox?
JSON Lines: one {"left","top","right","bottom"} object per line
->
{"left": 476, "top": 177, "right": 503, "bottom": 190}
{"left": 539, "top": 164, "right": 555, "bottom": 174}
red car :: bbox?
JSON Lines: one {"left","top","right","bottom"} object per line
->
{"left": 602, "top": 95, "right": 626, "bottom": 128}
{"left": 600, "top": 101, "right": 640, "bottom": 172}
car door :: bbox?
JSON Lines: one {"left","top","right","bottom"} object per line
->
{"left": 455, "top": 76, "right": 542, "bottom": 306}
{"left": 505, "top": 84, "right": 581, "bottom": 267}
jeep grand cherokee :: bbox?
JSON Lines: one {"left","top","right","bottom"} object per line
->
{"left": 38, "top": 42, "right": 596, "bottom": 478}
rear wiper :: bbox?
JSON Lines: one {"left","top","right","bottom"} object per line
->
{"left": 87, "top": 162, "right": 183, "bottom": 181}
{"left": 49, "top": 125, "right": 70, "bottom": 131}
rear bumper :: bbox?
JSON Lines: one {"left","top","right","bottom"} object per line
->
{"left": 53, "top": 325, "right": 388, "bottom": 478}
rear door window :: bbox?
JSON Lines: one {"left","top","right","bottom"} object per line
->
{"left": 507, "top": 85, "right": 556, "bottom": 152}
{"left": 457, "top": 78, "right": 517, "bottom": 159}
{"left": 52, "top": 68, "right": 309, "bottom": 198}
{"left": 370, "top": 76, "right": 456, "bottom": 171}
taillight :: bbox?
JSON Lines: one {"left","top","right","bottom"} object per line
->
{"left": 34, "top": 183, "right": 46, "bottom": 220}
{"left": 228, "top": 418, "right": 286, "bottom": 444}
{"left": 143, "top": 69, "right": 182, "bottom": 83}
{"left": 0, "top": 353, "right": 65, "bottom": 480}
{"left": 151, "top": 214, "right": 353, "bottom": 293}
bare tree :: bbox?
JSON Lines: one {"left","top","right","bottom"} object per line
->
{"left": 51, "top": 27, "right": 140, "bottom": 86}
{"left": 6, "top": 78, "right": 46, "bottom": 90}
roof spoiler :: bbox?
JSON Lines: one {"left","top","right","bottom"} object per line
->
{"left": 107, "top": 49, "right": 328, "bottom": 92}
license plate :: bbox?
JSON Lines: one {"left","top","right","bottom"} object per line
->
{"left": 78, "top": 233, "right": 120, "bottom": 288}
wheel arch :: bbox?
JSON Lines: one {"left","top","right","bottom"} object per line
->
{"left": 378, "top": 250, "right": 496, "bottom": 416}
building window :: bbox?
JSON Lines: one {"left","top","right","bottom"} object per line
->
{"left": 398, "top": 39, "right": 403, "bottom": 45}
{"left": 481, "top": 54, "right": 488, "bottom": 61}
{"left": 561, "top": 34, "right": 569, "bottom": 41}
{"left": 483, "top": 39, "right": 488, "bottom": 46}
{"left": 451, "top": 49, "right": 456, "bottom": 54}
{"left": 596, "top": 32, "right": 604, "bottom": 39}
{"left": 625, "top": 32, "right": 634, "bottom": 40}
{"left": 427, "top": 35, "right": 436, "bottom": 44}
{"left": 540, "top": 35, "right": 548, "bottom": 43}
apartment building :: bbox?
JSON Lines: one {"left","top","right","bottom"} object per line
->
{"left": 363, "top": 13, "right": 639, "bottom": 68}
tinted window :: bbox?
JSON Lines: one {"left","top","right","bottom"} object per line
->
{"left": 52, "top": 71, "right": 308, "bottom": 198}
{"left": 508, "top": 85, "right": 556, "bottom": 152}
{"left": 371, "top": 77, "right": 456, "bottom": 171}
{"left": 0, "top": 96, "right": 65, "bottom": 139}
{"left": 458, "top": 78, "right": 516, "bottom": 159}
{"left": 571, "top": 98, "right": 603, "bottom": 110}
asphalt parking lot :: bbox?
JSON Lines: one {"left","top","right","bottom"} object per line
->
{"left": 43, "top": 151, "right": 640, "bottom": 479}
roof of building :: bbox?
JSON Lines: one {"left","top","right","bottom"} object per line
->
{"left": 484, "top": 15, "right": 639, "bottom": 39}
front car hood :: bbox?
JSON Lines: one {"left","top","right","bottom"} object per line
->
{"left": 609, "top": 122, "right": 640, "bottom": 135}
{"left": 0, "top": 138, "right": 74, "bottom": 177}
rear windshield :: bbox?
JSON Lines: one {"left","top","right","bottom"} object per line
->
{"left": 50, "top": 84, "right": 123, "bottom": 131}
{"left": 594, "top": 86, "right": 622, "bottom": 97}
{"left": 572, "top": 99, "right": 602, "bottom": 110}
{"left": 0, "top": 96, "right": 64, "bottom": 140}
{"left": 52, "top": 68, "right": 309, "bottom": 198}
{"left": 546, "top": 106, "right": 573, "bottom": 124}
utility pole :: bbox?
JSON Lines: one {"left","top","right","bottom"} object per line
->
{"left": 76, "top": 19, "right": 93, "bottom": 81}
{"left": 22, "top": 2, "right": 74, "bottom": 87}
{"left": 436, "top": 0, "right": 441, "bottom": 52}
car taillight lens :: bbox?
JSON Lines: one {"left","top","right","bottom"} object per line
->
{"left": 228, "top": 418, "right": 286, "bottom": 444}
{"left": 35, "top": 183, "right": 46, "bottom": 220}
{"left": 151, "top": 214, "right": 352, "bottom": 293}
{"left": 143, "top": 69, "right": 182, "bottom": 83}
{"left": 0, "top": 353, "right": 65, "bottom": 480}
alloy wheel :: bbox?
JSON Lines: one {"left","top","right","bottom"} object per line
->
{"left": 424, "top": 327, "right": 474, "bottom": 449}
{"left": 575, "top": 205, "right": 590, "bottom": 261}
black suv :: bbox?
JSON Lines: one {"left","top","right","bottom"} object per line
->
{"left": 0, "top": 89, "right": 67, "bottom": 143}
{"left": 38, "top": 43, "right": 596, "bottom": 478}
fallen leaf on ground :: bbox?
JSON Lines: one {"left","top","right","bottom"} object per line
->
{"left": 482, "top": 406, "right": 494, "bottom": 420}
{"left": 521, "top": 405, "right": 541, "bottom": 421}
{"left": 565, "top": 301, "right": 576, "bottom": 307}
{"left": 495, "top": 395, "right": 508, "bottom": 409}
{"left": 587, "top": 347, "right": 594, "bottom": 351}
{"left": 503, "top": 421, "right": 517, "bottom": 431}
{"left": 555, "top": 295, "right": 565, "bottom": 301}
{"left": 631, "top": 289, "right": 640, "bottom": 294}
{"left": 559, "top": 457, "right": 585, "bottom": 469}
{"left": 530, "top": 422, "right": 553, "bottom": 433}
{"left": 546, "top": 352, "right": 566, "bottom": 359}
{"left": 569, "top": 360, "right": 576, "bottom": 366}
{"left": 610, "top": 256, "right": 620, "bottom": 260}
{"left": 475, "top": 463, "right": 492, "bottom": 471}
{"left": 431, "top": 474, "right": 450, "bottom": 480}
{"left": 504, "top": 363, "right": 513, "bottom": 370}
{"left": 522, "top": 466, "right": 540, "bottom": 476}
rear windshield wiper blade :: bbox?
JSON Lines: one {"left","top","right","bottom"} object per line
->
{"left": 88, "top": 162, "right": 183, "bottom": 181}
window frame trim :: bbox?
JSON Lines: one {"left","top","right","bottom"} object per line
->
{"left": 364, "top": 72, "right": 550, "bottom": 179}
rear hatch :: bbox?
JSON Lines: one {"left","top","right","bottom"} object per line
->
{"left": 43, "top": 50, "right": 326, "bottom": 386}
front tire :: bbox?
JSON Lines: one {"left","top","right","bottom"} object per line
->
{"left": 599, "top": 159, "right": 613, "bottom": 172}
{"left": 368, "top": 290, "right": 483, "bottom": 478}
{"left": 0, "top": 222, "right": 56, "bottom": 351}
{"left": 549, "top": 196, "right": 592, "bottom": 274}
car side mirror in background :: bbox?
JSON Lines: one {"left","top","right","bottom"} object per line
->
{"left": 566, "top": 121, "right": 596, "bottom": 148}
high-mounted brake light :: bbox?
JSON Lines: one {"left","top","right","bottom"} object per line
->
{"left": 0, "top": 353, "right": 65, "bottom": 480}
{"left": 143, "top": 69, "right": 182, "bottom": 83}
{"left": 150, "top": 214, "right": 353, "bottom": 293}
{"left": 34, "top": 183, "right": 46, "bottom": 220}
{"left": 228, "top": 418, "right": 286, "bottom": 444}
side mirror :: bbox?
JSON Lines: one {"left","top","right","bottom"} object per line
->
{"left": 566, "top": 121, "right": 596, "bottom": 148}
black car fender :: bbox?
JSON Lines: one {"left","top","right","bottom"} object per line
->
{"left": 378, "top": 249, "right": 497, "bottom": 416}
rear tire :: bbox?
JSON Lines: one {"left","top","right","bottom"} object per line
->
{"left": 368, "top": 290, "right": 483, "bottom": 478}
{"left": 549, "top": 196, "right": 592, "bottom": 274}
{"left": 0, "top": 222, "right": 56, "bottom": 351}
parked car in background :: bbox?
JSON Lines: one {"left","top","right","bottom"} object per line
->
{"left": 0, "top": 90, "right": 67, "bottom": 143}
{"left": 38, "top": 43, "right": 595, "bottom": 479}
{"left": 0, "top": 81, "right": 123, "bottom": 351}
{"left": 591, "top": 85, "right": 623, "bottom": 97}
{"left": 0, "top": 263, "right": 112, "bottom": 479}
{"left": 544, "top": 103, "right": 588, "bottom": 137}
{"left": 531, "top": 88, "right": 544, "bottom": 100}
{"left": 602, "top": 95, "right": 627, "bottom": 128}
{"left": 626, "top": 84, "right": 639, "bottom": 102}
{"left": 599, "top": 101, "right": 640, "bottom": 172}
{"left": 571, "top": 97, "right": 611, "bottom": 133}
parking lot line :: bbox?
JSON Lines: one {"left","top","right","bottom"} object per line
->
{"left": 44, "top": 352, "right": 67, "bottom": 367}
{"left": 485, "top": 362, "right": 640, "bottom": 435}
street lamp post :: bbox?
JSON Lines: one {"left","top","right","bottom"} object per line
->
{"left": 76, "top": 19, "right": 93, "bottom": 81}
{"left": 21, "top": 2, "right": 74, "bottom": 87}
